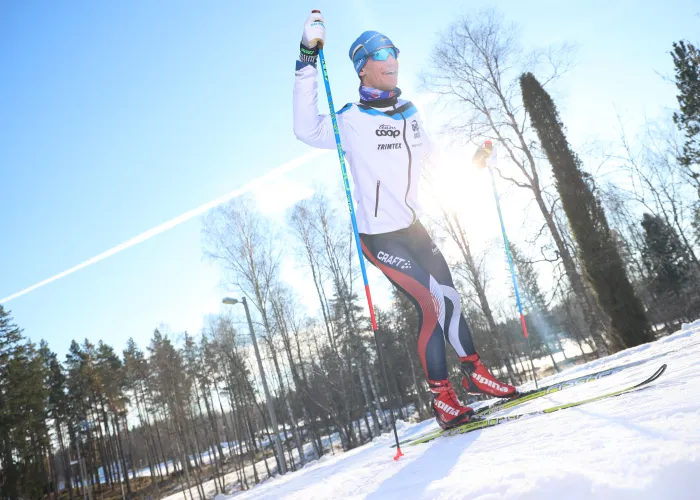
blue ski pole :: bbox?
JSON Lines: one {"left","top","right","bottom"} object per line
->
{"left": 316, "top": 30, "right": 403, "bottom": 459}
{"left": 476, "top": 141, "right": 539, "bottom": 388}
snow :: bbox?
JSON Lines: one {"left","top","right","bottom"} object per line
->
{"left": 186, "top": 322, "right": 700, "bottom": 499}
{"left": 682, "top": 319, "right": 700, "bottom": 331}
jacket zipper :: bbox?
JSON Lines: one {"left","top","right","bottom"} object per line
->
{"left": 395, "top": 105, "right": 416, "bottom": 224}
{"left": 374, "top": 180, "right": 380, "bottom": 217}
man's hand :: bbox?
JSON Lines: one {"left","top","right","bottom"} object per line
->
{"left": 298, "top": 10, "right": 326, "bottom": 67}
{"left": 301, "top": 10, "right": 325, "bottom": 49}
{"left": 472, "top": 140, "right": 494, "bottom": 169}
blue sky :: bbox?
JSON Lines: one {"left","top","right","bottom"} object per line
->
{"left": 1, "top": 1, "right": 698, "bottom": 359}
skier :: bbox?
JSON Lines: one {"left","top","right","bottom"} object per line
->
{"left": 293, "top": 11, "right": 517, "bottom": 429}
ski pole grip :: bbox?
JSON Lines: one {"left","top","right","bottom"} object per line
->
{"left": 311, "top": 9, "right": 324, "bottom": 48}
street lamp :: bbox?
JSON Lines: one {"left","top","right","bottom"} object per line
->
{"left": 222, "top": 296, "right": 287, "bottom": 475}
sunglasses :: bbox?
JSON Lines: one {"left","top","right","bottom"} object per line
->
{"left": 365, "top": 47, "right": 399, "bottom": 62}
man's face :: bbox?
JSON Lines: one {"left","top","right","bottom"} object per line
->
{"left": 360, "top": 51, "right": 399, "bottom": 91}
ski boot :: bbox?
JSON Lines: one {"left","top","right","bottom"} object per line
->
{"left": 429, "top": 379, "right": 474, "bottom": 429}
{"left": 460, "top": 353, "right": 517, "bottom": 398}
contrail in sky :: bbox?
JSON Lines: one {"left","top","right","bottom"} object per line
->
{"left": 1, "top": 149, "right": 331, "bottom": 305}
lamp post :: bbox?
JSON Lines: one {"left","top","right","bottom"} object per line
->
{"left": 222, "top": 296, "right": 287, "bottom": 475}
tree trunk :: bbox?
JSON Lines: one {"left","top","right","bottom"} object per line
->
{"left": 404, "top": 340, "right": 428, "bottom": 418}
{"left": 197, "top": 384, "right": 223, "bottom": 494}
{"left": 174, "top": 435, "right": 194, "bottom": 500}
{"left": 46, "top": 435, "right": 59, "bottom": 500}
{"left": 57, "top": 422, "right": 75, "bottom": 500}
{"left": 135, "top": 386, "right": 160, "bottom": 490}
{"left": 543, "top": 339, "right": 561, "bottom": 373}
{"left": 106, "top": 415, "right": 126, "bottom": 499}
{"left": 152, "top": 413, "right": 170, "bottom": 477}
{"left": 365, "top": 364, "right": 390, "bottom": 429}
{"left": 218, "top": 390, "right": 247, "bottom": 490}
{"left": 242, "top": 401, "right": 260, "bottom": 484}
{"left": 267, "top": 339, "right": 305, "bottom": 467}
{"left": 291, "top": 322, "right": 324, "bottom": 458}
{"left": 563, "top": 294, "right": 591, "bottom": 362}
{"left": 93, "top": 406, "right": 114, "bottom": 489}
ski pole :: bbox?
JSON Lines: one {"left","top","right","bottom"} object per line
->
{"left": 317, "top": 42, "right": 403, "bottom": 459}
{"left": 481, "top": 142, "right": 539, "bottom": 389}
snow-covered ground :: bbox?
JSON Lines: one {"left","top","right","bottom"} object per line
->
{"left": 208, "top": 320, "right": 700, "bottom": 499}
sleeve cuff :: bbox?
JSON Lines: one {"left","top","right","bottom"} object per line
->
{"left": 298, "top": 42, "right": 318, "bottom": 68}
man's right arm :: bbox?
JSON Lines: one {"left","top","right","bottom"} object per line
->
{"left": 293, "top": 64, "right": 340, "bottom": 150}
{"left": 292, "top": 10, "right": 352, "bottom": 150}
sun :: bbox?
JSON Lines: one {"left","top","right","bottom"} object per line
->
{"left": 419, "top": 144, "right": 497, "bottom": 240}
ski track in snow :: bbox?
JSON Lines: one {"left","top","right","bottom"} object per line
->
{"left": 200, "top": 321, "right": 700, "bottom": 499}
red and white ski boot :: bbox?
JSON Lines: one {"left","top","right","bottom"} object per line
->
{"left": 460, "top": 353, "right": 517, "bottom": 398}
{"left": 429, "top": 380, "right": 474, "bottom": 429}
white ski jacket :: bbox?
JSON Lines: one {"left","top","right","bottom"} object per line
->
{"left": 293, "top": 64, "right": 433, "bottom": 235}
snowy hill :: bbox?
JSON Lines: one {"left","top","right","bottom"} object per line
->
{"left": 209, "top": 321, "right": 700, "bottom": 499}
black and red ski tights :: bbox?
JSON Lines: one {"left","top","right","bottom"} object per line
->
{"left": 360, "top": 220, "right": 476, "bottom": 382}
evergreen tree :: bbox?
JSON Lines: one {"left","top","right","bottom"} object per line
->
{"left": 148, "top": 329, "right": 201, "bottom": 493}
{"left": 123, "top": 337, "right": 161, "bottom": 493}
{"left": 13, "top": 342, "right": 50, "bottom": 497}
{"left": 96, "top": 341, "right": 132, "bottom": 495}
{"left": 520, "top": 72, "right": 652, "bottom": 348}
{"left": 65, "top": 339, "right": 105, "bottom": 496}
{"left": 42, "top": 341, "right": 73, "bottom": 497}
{"left": 510, "top": 246, "right": 562, "bottom": 372}
{"left": 0, "top": 305, "right": 23, "bottom": 356}
{"left": 671, "top": 40, "right": 700, "bottom": 188}
{"left": 641, "top": 213, "right": 700, "bottom": 322}
{"left": 0, "top": 306, "right": 50, "bottom": 498}
{"left": 1, "top": 305, "right": 24, "bottom": 496}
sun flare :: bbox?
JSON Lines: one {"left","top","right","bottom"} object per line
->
{"left": 420, "top": 145, "right": 498, "bottom": 243}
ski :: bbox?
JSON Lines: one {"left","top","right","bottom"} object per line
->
{"left": 473, "top": 339, "right": 694, "bottom": 419}
{"left": 473, "top": 354, "right": 667, "bottom": 418}
{"left": 394, "top": 364, "right": 667, "bottom": 448}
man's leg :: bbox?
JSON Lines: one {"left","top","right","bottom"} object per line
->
{"left": 360, "top": 230, "right": 473, "bottom": 428}
{"left": 406, "top": 221, "right": 476, "bottom": 357}
{"left": 409, "top": 221, "right": 517, "bottom": 398}
{"left": 360, "top": 231, "right": 447, "bottom": 381}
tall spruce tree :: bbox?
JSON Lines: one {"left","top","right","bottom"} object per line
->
{"left": 520, "top": 72, "right": 652, "bottom": 348}
{"left": 641, "top": 213, "right": 700, "bottom": 322}
{"left": 671, "top": 40, "right": 700, "bottom": 190}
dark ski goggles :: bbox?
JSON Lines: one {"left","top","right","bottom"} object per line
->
{"left": 365, "top": 47, "right": 399, "bottom": 62}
